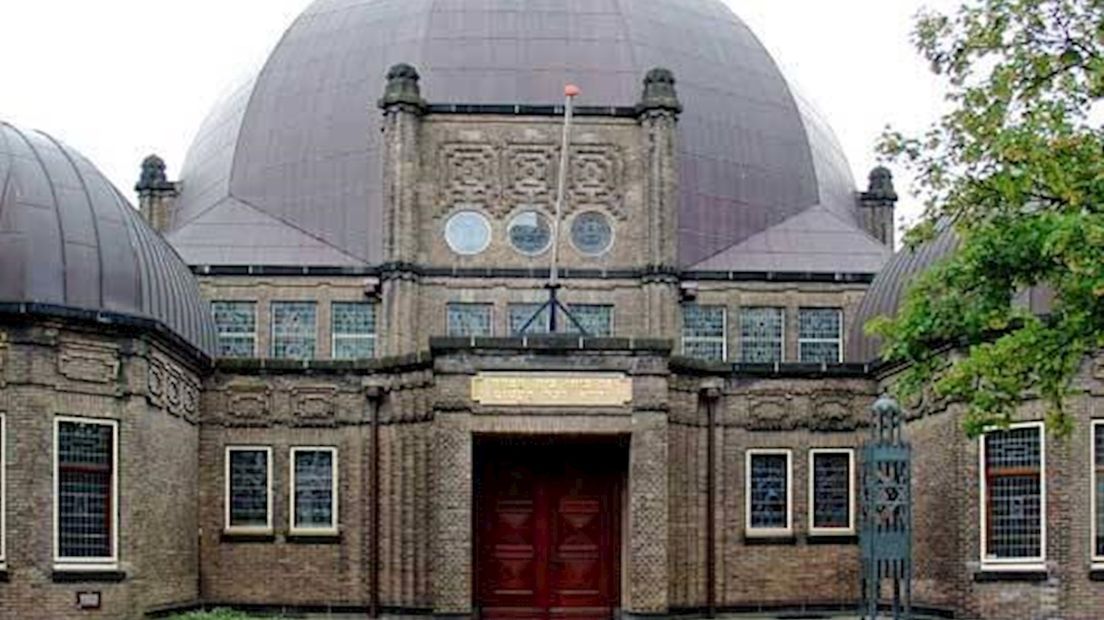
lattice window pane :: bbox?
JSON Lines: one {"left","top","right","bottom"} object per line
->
{"left": 984, "top": 427, "right": 1043, "bottom": 560}
{"left": 509, "top": 303, "right": 551, "bottom": 335}
{"left": 272, "top": 302, "right": 317, "bottom": 360}
{"left": 294, "top": 450, "right": 335, "bottom": 529}
{"left": 799, "top": 308, "right": 842, "bottom": 363}
{"left": 57, "top": 421, "right": 113, "bottom": 559}
{"left": 564, "top": 304, "right": 613, "bottom": 337}
{"left": 211, "top": 301, "right": 256, "bottom": 358}
{"left": 447, "top": 303, "right": 493, "bottom": 337}
{"left": 228, "top": 450, "right": 269, "bottom": 528}
{"left": 1095, "top": 424, "right": 1103, "bottom": 557}
{"left": 332, "top": 302, "right": 376, "bottom": 359}
{"left": 740, "top": 307, "right": 783, "bottom": 363}
{"left": 812, "top": 452, "right": 851, "bottom": 529}
{"left": 682, "top": 304, "right": 725, "bottom": 361}
{"left": 749, "top": 453, "right": 788, "bottom": 529}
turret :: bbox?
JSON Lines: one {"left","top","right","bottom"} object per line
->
{"left": 135, "top": 154, "right": 179, "bottom": 233}
{"left": 859, "top": 165, "right": 898, "bottom": 248}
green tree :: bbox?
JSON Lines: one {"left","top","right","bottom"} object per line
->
{"left": 873, "top": 0, "right": 1104, "bottom": 436}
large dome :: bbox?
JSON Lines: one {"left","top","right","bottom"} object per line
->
{"left": 169, "top": 0, "right": 861, "bottom": 268}
{"left": 0, "top": 121, "right": 217, "bottom": 357}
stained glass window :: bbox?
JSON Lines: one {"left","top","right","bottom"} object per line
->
{"left": 1094, "top": 422, "right": 1103, "bottom": 560}
{"left": 292, "top": 448, "right": 337, "bottom": 531}
{"left": 227, "top": 448, "right": 270, "bottom": 530}
{"left": 811, "top": 450, "right": 853, "bottom": 531}
{"left": 57, "top": 419, "right": 115, "bottom": 561}
{"left": 211, "top": 301, "right": 256, "bottom": 358}
{"left": 508, "top": 211, "right": 552, "bottom": 255}
{"left": 509, "top": 303, "right": 551, "bottom": 335}
{"left": 571, "top": 211, "right": 614, "bottom": 255}
{"left": 799, "top": 308, "right": 842, "bottom": 363}
{"left": 447, "top": 303, "right": 493, "bottom": 337}
{"left": 564, "top": 304, "right": 613, "bottom": 337}
{"left": 982, "top": 425, "right": 1044, "bottom": 562}
{"left": 271, "top": 302, "right": 317, "bottom": 360}
{"left": 682, "top": 304, "right": 726, "bottom": 361}
{"left": 747, "top": 451, "right": 791, "bottom": 533}
{"left": 332, "top": 302, "right": 376, "bottom": 359}
{"left": 740, "top": 307, "right": 784, "bottom": 363}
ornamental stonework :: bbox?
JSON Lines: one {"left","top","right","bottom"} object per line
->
{"left": 226, "top": 382, "right": 272, "bottom": 426}
{"left": 147, "top": 353, "right": 201, "bottom": 422}
{"left": 504, "top": 144, "right": 556, "bottom": 207}
{"left": 57, "top": 338, "right": 120, "bottom": 384}
{"left": 568, "top": 145, "right": 624, "bottom": 219}
{"left": 810, "top": 391, "right": 858, "bottom": 431}
{"left": 440, "top": 143, "right": 500, "bottom": 216}
{"left": 747, "top": 393, "right": 797, "bottom": 430}
{"left": 290, "top": 385, "right": 337, "bottom": 426}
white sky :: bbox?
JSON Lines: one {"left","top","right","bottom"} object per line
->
{"left": 0, "top": 0, "right": 959, "bottom": 228}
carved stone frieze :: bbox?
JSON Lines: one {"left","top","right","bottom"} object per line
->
{"left": 440, "top": 143, "right": 500, "bottom": 215}
{"left": 291, "top": 385, "right": 338, "bottom": 426}
{"left": 568, "top": 145, "right": 624, "bottom": 219}
{"left": 746, "top": 393, "right": 796, "bottom": 430}
{"left": 57, "top": 338, "right": 120, "bottom": 384}
{"left": 504, "top": 144, "right": 556, "bottom": 207}
{"left": 147, "top": 354, "right": 200, "bottom": 422}
{"left": 810, "top": 391, "right": 858, "bottom": 431}
{"left": 225, "top": 383, "right": 272, "bottom": 426}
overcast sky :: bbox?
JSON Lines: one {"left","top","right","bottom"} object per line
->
{"left": 0, "top": 0, "right": 959, "bottom": 228}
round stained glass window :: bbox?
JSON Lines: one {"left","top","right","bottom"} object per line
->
{"left": 508, "top": 210, "right": 552, "bottom": 256}
{"left": 570, "top": 211, "right": 613, "bottom": 256}
{"left": 444, "top": 211, "right": 492, "bottom": 255}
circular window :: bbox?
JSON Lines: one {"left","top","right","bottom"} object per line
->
{"left": 444, "top": 211, "right": 492, "bottom": 255}
{"left": 570, "top": 211, "right": 614, "bottom": 255}
{"left": 508, "top": 210, "right": 552, "bottom": 256}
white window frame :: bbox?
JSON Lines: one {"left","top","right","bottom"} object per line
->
{"left": 979, "top": 421, "right": 1047, "bottom": 571}
{"left": 53, "top": 416, "right": 119, "bottom": 571}
{"left": 446, "top": 302, "right": 495, "bottom": 338}
{"left": 745, "top": 448, "right": 793, "bottom": 537}
{"left": 211, "top": 300, "right": 258, "bottom": 357}
{"left": 331, "top": 301, "right": 378, "bottom": 359}
{"left": 289, "top": 446, "right": 339, "bottom": 535}
{"left": 808, "top": 448, "right": 856, "bottom": 535}
{"left": 1092, "top": 420, "right": 1103, "bottom": 568}
{"left": 681, "top": 304, "right": 728, "bottom": 362}
{"left": 798, "top": 307, "right": 844, "bottom": 364}
{"left": 224, "top": 446, "right": 274, "bottom": 534}
{"left": 270, "top": 301, "right": 318, "bottom": 360}
{"left": 739, "top": 306, "right": 785, "bottom": 363}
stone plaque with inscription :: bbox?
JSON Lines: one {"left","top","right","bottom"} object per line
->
{"left": 471, "top": 372, "right": 632, "bottom": 407}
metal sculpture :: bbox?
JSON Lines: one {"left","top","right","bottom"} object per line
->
{"left": 860, "top": 394, "right": 912, "bottom": 619}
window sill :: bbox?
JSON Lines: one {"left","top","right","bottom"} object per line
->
{"left": 221, "top": 530, "right": 276, "bottom": 543}
{"left": 973, "top": 567, "right": 1049, "bottom": 582}
{"left": 807, "top": 532, "right": 858, "bottom": 545}
{"left": 52, "top": 568, "right": 126, "bottom": 583}
{"left": 1089, "top": 566, "right": 1104, "bottom": 581}
{"left": 288, "top": 531, "right": 342, "bottom": 544}
{"left": 743, "top": 533, "right": 796, "bottom": 545}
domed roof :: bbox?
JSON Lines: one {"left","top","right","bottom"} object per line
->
{"left": 168, "top": 0, "right": 866, "bottom": 269}
{"left": 0, "top": 121, "right": 217, "bottom": 357}
{"left": 847, "top": 224, "right": 959, "bottom": 363}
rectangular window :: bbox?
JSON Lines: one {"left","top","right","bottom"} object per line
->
{"left": 740, "top": 307, "right": 784, "bottom": 363}
{"left": 225, "top": 447, "right": 272, "bottom": 533}
{"left": 1093, "top": 421, "right": 1104, "bottom": 565}
{"left": 799, "top": 308, "right": 843, "bottom": 363}
{"left": 271, "top": 301, "right": 317, "bottom": 360}
{"left": 682, "top": 304, "right": 726, "bottom": 362}
{"left": 290, "top": 447, "right": 338, "bottom": 533}
{"left": 332, "top": 302, "right": 377, "bottom": 359}
{"left": 447, "top": 303, "right": 494, "bottom": 337}
{"left": 980, "top": 423, "right": 1045, "bottom": 568}
{"left": 211, "top": 301, "right": 257, "bottom": 358}
{"left": 508, "top": 303, "right": 551, "bottom": 335}
{"left": 55, "top": 417, "right": 117, "bottom": 567}
{"left": 746, "top": 449, "right": 792, "bottom": 536}
{"left": 809, "top": 449, "right": 855, "bottom": 534}
{"left": 564, "top": 304, "right": 614, "bottom": 337}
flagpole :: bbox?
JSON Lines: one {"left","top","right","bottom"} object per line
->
{"left": 547, "top": 84, "right": 578, "bottom": 333}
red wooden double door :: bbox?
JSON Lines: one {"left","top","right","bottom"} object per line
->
{"left": 476, "top": 439, "right": 625, "bottom": 620}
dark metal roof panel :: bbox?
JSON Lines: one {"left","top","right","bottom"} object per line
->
{"left": 847, "top": 225, "right": 959, "bottom": 363}
{"left": 171, "top": 0, "right": 860, "bottom": 268}
{"left": 0, "top": 121, "right": 217, "bottom": 357}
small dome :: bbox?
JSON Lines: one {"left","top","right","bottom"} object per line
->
{"left": 0, "top": 121, "right": 217, "bottom": 357}
{"left": 848, "top": 224, "right": 958, "bottom": 362}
